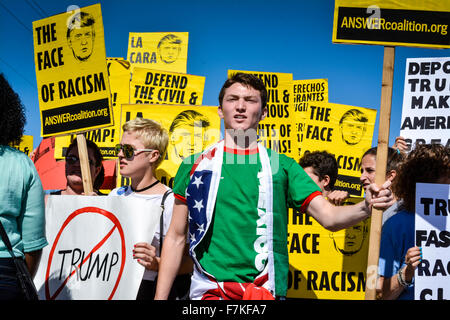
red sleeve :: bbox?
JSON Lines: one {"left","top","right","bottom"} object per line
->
{"left": 299, "top": 191, "right": 322, "bottom": 213}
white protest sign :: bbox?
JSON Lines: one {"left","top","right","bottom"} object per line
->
{"left": 414, "top": 183, "right": 450, "bottom": 300}
{"left": 34, "top": 195, "right": 161, "bottom": 300}
{"left": 400, "top": 57, "right": 450, "bottom": 151}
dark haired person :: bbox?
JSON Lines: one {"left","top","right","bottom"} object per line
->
{"left": 155, "top": 73, "right": 394, "bottom": 300}
{"left": 50, "top": 138, "right": 105, "bottom": 195}
{"left": 360, "top": 146, "right": 405, "bottom": 224}
{"left": 299, "top": 150, "right": 349, "bottom": 205}
{"left": 0, "top": 74, "right": 47, "bottom": 299}
{"left": 377, "top": 144, "right": 450, "bottom": 300}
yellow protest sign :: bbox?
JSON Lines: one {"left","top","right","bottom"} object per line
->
{"left": 300, "top": 102, "right": 376, "bottom": 197}
{"left": 118, "top": 104, "right": 221, "bottom": 188}
{"left": 130, "top": 67, "right": 205, "bottom": 105}
{"left": 55, "top": 58, "right": 131, "bottom": 159}
{"left": 127, "top": 32, "right": 188, "bottom": 73}
{"left": 33, "top": 4, "right": 113, "bottom": 137}
{"left": 228, "top": 70, "right": 296, "bottom": 159}
{"left": 293, "top": 79, "right": 328, "bottom": 159}
{"left": 333, "top": 0, "right": 450, "bottom": 48}
{"left": 10, "top": 135, "right": 33, "bottom": 157}
{"left": 287, "top": 197, "right": 370, "bottom": 299}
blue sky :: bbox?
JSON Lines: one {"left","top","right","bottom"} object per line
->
{"left": 1, "top": 0, "right": 449, "bottom": 150}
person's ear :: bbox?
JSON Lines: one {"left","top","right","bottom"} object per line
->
{"left": 386, "top": 170, "right": 396, "bottom": 182}
{"left": 260, "top": 107, "right": 267, "bottom": 121}
{"left": 218, "top": 106, "right": 224, "bottom": 119}
{"left": 148, "top": 150, "right": 160, "bottom": 165}
{"left": 321, "top": 175, "right": 331, "bottom": 190}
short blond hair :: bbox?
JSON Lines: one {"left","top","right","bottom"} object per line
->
{"left": 123, "top": 117, "right": 168, "bottom": 167}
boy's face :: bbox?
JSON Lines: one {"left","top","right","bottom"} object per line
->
{"left": 218, "top": 82, "right": 266, "bottom": 132}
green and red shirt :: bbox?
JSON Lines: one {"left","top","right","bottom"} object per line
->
{"left": 173, "top": 144, "right": 320, "bottom": 296}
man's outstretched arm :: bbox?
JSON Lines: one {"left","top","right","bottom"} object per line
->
{"left": 306, "top": 180, "right": 394, "bottom": 232}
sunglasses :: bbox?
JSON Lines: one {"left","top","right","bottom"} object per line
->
{"left": 114, "top": 144, "right": 154, "bottom": 159}
{"left": 66, "top": 155, "right": 95, "bottom": 166}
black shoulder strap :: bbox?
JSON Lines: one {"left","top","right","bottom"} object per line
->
{"left": 159, "top": 190, "right": 173, "bottom": 252}
{"left": 0, "top": 219, "right": 17, "bottom": 258}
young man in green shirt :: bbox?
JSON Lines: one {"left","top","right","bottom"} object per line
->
{"left": 155, "top": 73, "right": 394, "bottom": 300}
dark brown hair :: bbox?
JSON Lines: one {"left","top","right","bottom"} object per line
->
{"left": 391, "top": 144, "right": 450, "bottom": 212}
{"left": 299, "top": 150, "right": 338, "bottom": 190}
{"left": 66, "top": 138, "right": 105, "bottom": 190}
{"left": 218, "top": 72, "right": 268, "bottom": 109}
{"left": 0, "top": 73, "right": 26, "bottom": 146}
{"left": 362, "top": 146, "right": 405, "bottom": 174}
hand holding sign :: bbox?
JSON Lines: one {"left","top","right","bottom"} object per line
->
{"left": 34, "top": 196, "right": 162, "bottom": 300}
{"left": 133, "top": 242, "right": 158, "bottom": 271}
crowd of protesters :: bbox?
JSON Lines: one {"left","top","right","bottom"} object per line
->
{"left": 0, "top": 72, "right": 448, "bottom": 301}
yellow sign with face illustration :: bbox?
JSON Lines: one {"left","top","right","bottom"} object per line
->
{"left": 55, "top": 58, "right": 131, "bottom": 159}
{"left": 127, "top": 32, "right": 189, "bottom": 74}
{"left": 300, "top": 102, "right": 376, "bottom": 197}
{"left": 287, "top": 197, "right": 371, "bottom": 299}
{"left": 117, "top": 104, "right": 221, "bottom": 188}
{"left": 33, "top": 4, "right": 112, "bottom": 137}
{"left": 130, "top": 67, "right": 205, "bottom": 105}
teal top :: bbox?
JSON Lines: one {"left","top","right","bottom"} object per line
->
{"left": 0, "top": 146, "right": 47, "bottom": 258}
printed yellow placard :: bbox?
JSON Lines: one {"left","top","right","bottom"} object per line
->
{"left": 55, "top": 58, "right": 131, "bottom": 159}
{"left": 127, "top": 32, "right": 188, "bottom": 73}
{"left": 287, "top": 197, "right": 370, "bottom": 300}
{"left": 300, "top": 102, "right": 376, "bottom": 197}
{"left": 117, "top": 104, "right": 221, "bottom": 188}
{"left": 333, "top": 0, "right": 450, "bottom": 48}
{"left": 10, "top": 135, "right": 33, "bottom": 157}
{"left": 33, "top": 4, "right": 113, "bottom": 137}
{"left": 293, "top": 79, "right": 328, "bottom": 160}
{"left": 227, "top": 70, "right": 296, "bottom": 159}
{"left": 130, "top": 67, "right": 205, "bottom": 105}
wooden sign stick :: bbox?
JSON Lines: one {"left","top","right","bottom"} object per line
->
{"left": 365, "top": 46, "right": 395, "bottom": 300}
{"left": 76, "top": 134, "right": 93, "bottom": 195}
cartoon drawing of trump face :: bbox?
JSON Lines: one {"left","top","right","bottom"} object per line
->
{"left": 157, "top": 34, "right": 182, "bottom": 64}
{"left": 339, "top": 109, "right": 368, "bottom": 145}
{"left": 168, "top": 110, "right": 211, "bottom": 163}
{"left": 67, "top": 11, "right": 95, "bottom": 62}
{"left": 329, "top": 218, "right": 369, "bottom": 256}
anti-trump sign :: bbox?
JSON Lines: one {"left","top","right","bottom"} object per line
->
{"left": 34, "top": 195, "right": 161, "bottom": 300}
{"left": 414, "top": 183, "right": 450, "bottom": 300}
{"left": 33, "top": 4, "right": 112, "bottom": 137}
{"left": 400, "top": 57, "right": 450, "bottom": 151}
